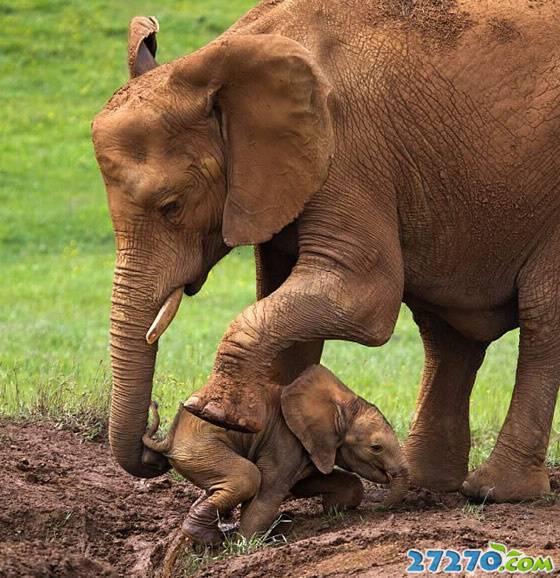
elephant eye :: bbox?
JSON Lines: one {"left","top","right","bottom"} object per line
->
{"left": 160, "top": 200, "right": 181, "bottom": 220}
{"left": 371, "top": 444, "right": 383, "bottom": 453}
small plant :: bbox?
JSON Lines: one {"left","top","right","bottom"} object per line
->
{"left": 322, "top": 505, "right": 346, "bottom": 524}
{"left": 221, "top": 516, "right": 289, "bottom": 556}
{"left": 461, "top": 501, "right": 485, "bottom": 521}
{"left": 462, "top": 488, "right": 492, "bottom": 521}
{"left": 532, "top": 492, "right": 557, "bottom": 507}
{"left": 45, "top": 511, "right": 73, "bottom": 542}
{"left": 0, "top": 361, "right": 111, "bottom": 442}
{"left": 180, "top": 516, "right": 289, "bottom": 576}
{"left": 546, "top": 435, "right": 560, "bottom": 468}
{"left": 168, "top": 469, "right": 184, "bottom": 483}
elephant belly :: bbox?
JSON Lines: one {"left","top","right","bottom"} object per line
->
{"left": 406, "top": 296, "right": 518, "bottom": 342}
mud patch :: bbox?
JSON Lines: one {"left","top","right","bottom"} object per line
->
{"left": 488, "top": 17, "right": 522, "bottom": 43}
{"left": 373, "top": 0, "right": 473, "bottom": 45}
{"left": 0, "top": 419, "right": 558, "bottom": 577}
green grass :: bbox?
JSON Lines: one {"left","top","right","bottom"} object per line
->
{"left": 0, "top": 0, "right": 558, "bottom": 469}
{"left": 181, "top": 517, "right": 289, "bottom": 576}
{"left": 322, "top": 505, "right": 347, "bottom": 525}
{"left": 461, "top": 501, "right": 486, "bottom": 522}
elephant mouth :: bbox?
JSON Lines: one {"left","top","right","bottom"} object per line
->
{"left": 374, "top": 470, "right": 391, "bottom": 484}
{"left": 145, "top": 271, "right": 210, "bottom": 344}
{"left": 184, "top": 271, "right": 208, "bottom": 296}
{"left": 365, "top": 463, "right": 391, "bottom": 484}
{"left": 146, "top": 287, "right": 184, "bottom": 344}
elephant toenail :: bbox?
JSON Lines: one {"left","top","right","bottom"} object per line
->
{"left": 203, "top": 402, "right": 225, "bottom": 420}
{"left": 183, "top": 396, "right": 201, "bottom": 410}
{"left": 481, "top": 486, "right": 494, "bottom": 499}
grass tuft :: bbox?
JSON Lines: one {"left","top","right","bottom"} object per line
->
{"left": 0, "top": 361, "right": 110, "bottom": 441}
{"left": 461, "top": 489, "right": 492, "bottom": 521}
{"left": 461, "top": 501, "right": 486, "bottom": 521}
{"left": 181, "top": 516, "right": 289, "bottom": 576}
{"left": 322, "top": 505, "right": 346, "bottom": 525}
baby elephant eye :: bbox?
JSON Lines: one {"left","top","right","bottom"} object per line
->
{"left": 371, "top": 444, "right": 383, "bottom": 453}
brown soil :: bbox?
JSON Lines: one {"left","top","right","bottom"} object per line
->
{"left": 0, "top": 419, "right": 558, "bottom": 578}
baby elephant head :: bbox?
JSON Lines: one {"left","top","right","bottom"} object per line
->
{"left": 281, "top": 365, "right": 409, "bottom": 506}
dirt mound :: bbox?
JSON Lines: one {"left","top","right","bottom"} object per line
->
{"left": 0, "top": 419, "right": 558, "bottom": 577}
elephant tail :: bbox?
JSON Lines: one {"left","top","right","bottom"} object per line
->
{"left": 142, "top": 401, "right": 177, "bottom": 456}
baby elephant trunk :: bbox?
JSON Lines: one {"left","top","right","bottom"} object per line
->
{"left": 142, "top": 401, "right": 174, "bottom": 456}
{"left": 383, "top": 465, "right": 410, "bottom": 508}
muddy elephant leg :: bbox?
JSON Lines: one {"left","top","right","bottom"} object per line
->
{"left": 238, "top": 487, "right": 289, "bottom": 539}
{"left": 182, "top": 456, "right": 261, "bottom": 544}
{"left": 463, "top": 268, "right": 560, "bottom": 501}
{"left": 255, "top": 242, "right": 324, "bottom": 385}
{"left": 405, "top": 310, "right": 488, "bottom": 491}
{"left": 291, "top": 471, "right": 364, "bottom": 511}
{"left": 185, "top": 243, "right": 402, "bottom": 432}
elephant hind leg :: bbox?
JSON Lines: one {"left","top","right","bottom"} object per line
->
{"left": 463, "top": 259, "right": 560, "bottom": 502}
{"left": 181, "top": 455, "right": 261, "bottom": 544}
{"left": 291, "top": 471, "right": 364, "bottom": 511}
{"left": 405, "top": 310, "right": 488, "bottom": 492}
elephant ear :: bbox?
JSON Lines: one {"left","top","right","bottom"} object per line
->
{"left": 183, "top": 34, "right": 334, "bottom": 246}
{"left": 281, "top": 365, "right": 355, "bottom": 474}
{"left": 128, "top": 16, "right": 159, "bottom": 78}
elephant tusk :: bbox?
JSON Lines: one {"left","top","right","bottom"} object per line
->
{"left": 146, "top": 287, "right": 184, "bottom": 344}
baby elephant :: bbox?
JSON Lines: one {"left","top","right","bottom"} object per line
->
{"left": 143, "top": 365, "right": 408, "bottom": 543}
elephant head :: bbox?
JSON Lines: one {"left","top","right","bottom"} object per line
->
{"left": 281, "top": 365, "right": 409, "bottom": 506}
{"left": 91, "top": 17, "right": 333, "bottom": 477}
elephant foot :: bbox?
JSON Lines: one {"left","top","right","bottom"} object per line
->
{"left": 462, "top": 461, "right": 550, "bottom": 503}
{"left": 405, "top": 434, "right": 468, "bottom": 492}
{"left": 184, "top": 376, "right": 266, "bottom": 433}
{"left": 181, "top": 499, "right": 223, "bottom": 545}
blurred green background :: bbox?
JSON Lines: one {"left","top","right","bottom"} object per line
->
{"left": 0, "top": 0, "right": 557, "bottom": 466}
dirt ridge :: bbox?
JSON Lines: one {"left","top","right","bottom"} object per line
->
{"left": 0, "top": 419, "right": 558, "bottom": 577}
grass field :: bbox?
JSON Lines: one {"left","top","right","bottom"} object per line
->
{"left": 0, "top": 0, "right": 558, "bottom": 467}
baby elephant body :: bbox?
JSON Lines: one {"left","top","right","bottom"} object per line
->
{"left": 143, "top": 365, "right": 408, "bottom": 543}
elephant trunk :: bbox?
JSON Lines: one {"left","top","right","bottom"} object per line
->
{"left": 383, "top": 464, "right": 410, "bottom": 507}
{"left": 109, "top": 272, "right": 170, "bottom": 478}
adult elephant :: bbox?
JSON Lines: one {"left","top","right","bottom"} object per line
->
{"left": 93, "top": 1, "right": 560, "bottom": 502}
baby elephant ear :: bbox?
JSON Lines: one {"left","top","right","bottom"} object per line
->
{"left": 281, "top": 365, "right": 355, "bottom": 474}
{"left": 128, "top": 16, "right": 159, "bottom": 78}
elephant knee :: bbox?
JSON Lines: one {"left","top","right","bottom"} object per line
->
{"left": 323, "top": 472, "right": 364, "bottom": 510}
{"left": 214, "top": 461, "right": 261, "bottom": 512}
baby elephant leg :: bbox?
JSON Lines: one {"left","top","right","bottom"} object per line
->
{"left": 292, "top": 471, "right": 364, "bottom": 511}
{"left": 182, "top": 456, "right": 261, "bottom": 545}
{"left": 239, "top": 487, "right": 288, "bottom": 539}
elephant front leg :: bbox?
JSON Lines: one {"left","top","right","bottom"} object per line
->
{"left": 405, "top": 310, "right": 488, "bottom": 491}
{"left": 255, "top": 241, "right": 325, "bottom": 386}
{"left": 238, "top": 488, "right": 289, "bottom": 539}
{"left": 291, "top": 470, "right": 364, "bottom": 511}
{"left": 185, "top": 257, "right": 402, "bottom": 432}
